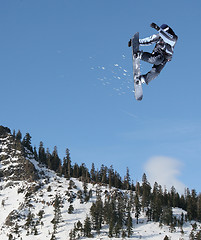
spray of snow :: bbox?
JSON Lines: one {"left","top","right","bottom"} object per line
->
{"left": 89, "top": 54, "right": 133, "bottom": 96}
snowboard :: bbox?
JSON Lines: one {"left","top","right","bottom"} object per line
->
{"left": 129, "top": 32, "right": 143, "bottom": 101}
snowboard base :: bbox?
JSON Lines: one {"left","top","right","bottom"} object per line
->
{"left": 129, "top": 32, "right": 143, "bottom": 101}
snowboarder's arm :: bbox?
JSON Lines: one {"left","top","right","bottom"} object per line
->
{"left": 139, "top": 34, "right": 160, "bottom": 46}
{"left": 150, "top": 22, "right": 160, "bottom": 31}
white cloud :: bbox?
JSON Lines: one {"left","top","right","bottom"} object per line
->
{"left": 144, "top": 156, "right": 185, "bottom": 194}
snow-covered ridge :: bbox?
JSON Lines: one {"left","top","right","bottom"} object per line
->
{"left": 0, "top": 173, "right": 200, "bottom": 240}
{"left": 0, "top": 127, "right": 200, "bottom": 240}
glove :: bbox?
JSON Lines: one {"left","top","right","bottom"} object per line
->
{"left": 150, "top": 22, "right": 160, "bottom": 31}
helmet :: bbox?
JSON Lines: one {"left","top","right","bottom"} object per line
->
{"left": 160, "top": 24, "right": 169, "bottom": 31}
{"left": 160, "top": 24, "right": 176, "bottom": 37}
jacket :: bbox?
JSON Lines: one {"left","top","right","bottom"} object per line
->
{"left": 139, "top": 27, "right": 178, "bottom": 60}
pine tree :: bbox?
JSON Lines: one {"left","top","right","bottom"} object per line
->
{"left": 90, "top": 163, "right": 96, "bottom": 181}
{"left": 12, "top": 129, "right": 16, "bottom": 138}
{"left": 83, "top": 215, "right": 92, "bottom": 237}
{"left": 14, "top": 223, "right": 20, "bottom": 235}
{"left": 38, "top": 141, "right": 47, "bottom": 165}
{"left": 33, "top": 146, "right": 38, "bottom": 161}
{"left": 99, "top": 164, "right": 107, "bottom": 184}
{"left": 72, "top": 163, "right": 79, "bottom": 178}
{"left": 16, "top": 130, "right": 22, "bottom": 141}
{"left": 186, "top": 189, "right": 198, "bottom": 221}
{"left": 114, "top": 171, "right": 122, "bottom": 189}
{"left": 68, "top": 204, "right": 74, "bottom": 214}
{"left": 8, "top": 234, "right": 13, "bottom": 240}
{"left": 109, "top": 165, "right": 114, "bottom": 189}
{"left": 90, "top": 193, "right": 103, "bottom": 234}
{"left": 163, "top": 235, "right": 169, "bottom": 240}
{"left": 141, "top": 173, "right": 151, "bottom": 211}
{"left": 25, "top": 211, "right": 34, "bottom": 229}
{"left": 108, "top": 198, "right": 117, "bottom": 238}
{"left": 46, "top": 148, "right": 52, "bottom": 169}
{"left": 124, "top": 167, "right": 131, "bottom": 190}
{"left": 134, "top": 192, "right": 141, "bottom": 224}
{"left": 126, "top": 211, "right": 133, "bottom": 237}
{"left": 63, "top": 148, "right": 71, "bottom": 178}
{"left": 51, "top": 194, "right": 62, "bottom": 234}
{"left": 161, "top": 206, "right": 173, "bottom": 225}
{"left": 51, "top": 146, "right": 61, "bottom": 172}
{"left": 22, "top": 133, "right": 33, "bottom": 152}
{"left": 37, "top": 210, "right": 45, "bottom": 221}
{"left": 151, "top": 182, "right": 162, "bottom": 222}
{"left": 197, "top": 193, "right": 201, "bottom": 221}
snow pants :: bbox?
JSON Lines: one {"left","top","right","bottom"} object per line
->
{"left": 141, "top": 52, "right": 168, "bottom": 84}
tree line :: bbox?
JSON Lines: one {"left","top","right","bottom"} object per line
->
{"left": 13, "top": 130, "right": 201, "bottom": 226}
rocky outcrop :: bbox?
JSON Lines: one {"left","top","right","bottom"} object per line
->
{"left": 0, "top": 126, "right": 39, "bottom": 182}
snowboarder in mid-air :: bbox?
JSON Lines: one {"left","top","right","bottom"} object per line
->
{"left": 129, "top": 23, "right": 178, "bottom": 85}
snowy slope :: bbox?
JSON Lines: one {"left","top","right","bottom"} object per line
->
{"left": 0, "top": 130, "right": 200, "bottom": 240}
{"left": 0, "top": 169, "right": 200, "bottom": 240}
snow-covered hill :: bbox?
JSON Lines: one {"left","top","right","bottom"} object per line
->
{"left": 0, "top": 126, "right": 200, "bottom": 240}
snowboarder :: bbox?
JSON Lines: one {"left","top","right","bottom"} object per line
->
{"left": 134, "top": 23, "right": 178, "bottom": 85}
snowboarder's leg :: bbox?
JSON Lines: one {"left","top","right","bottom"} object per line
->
{"left": 141, "top": 52, "right": 164, "bottom": 65}
{"left": 141, "top": 60, "right": 167, "bottom": 84}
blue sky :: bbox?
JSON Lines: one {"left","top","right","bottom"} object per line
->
{"left": 1, "top": 0, "right": 201, "bottom": 193}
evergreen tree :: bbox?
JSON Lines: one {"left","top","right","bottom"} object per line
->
{"left": 108, "top": 165, "right": 114, "bottom": 189}
{"left": 124, "top": 167, "right": 131, "bottom": 190}
{"left": 13, "top": 223, "right": 20, "bottom": 235}
{"left": 186, "top": 189, "right": 198, "bottom": 221}
{"left": 151, "top": 182, "right": 162, "bottom": 222}
{"left": 114, "top": 171, "right": 122, "bottom": 189}
{"left": 161, "top": 206, "right": 173, "bottom": 225}
{"left": 38, "top": 141, "right": 47, "bottom": 165}
{"left": 51, "top": 146, "right": 61, "bottom": 172}
{"left": 83, "top": 215, "right": 92, "bottom": 237}
{"left": 126, "top": 211, "right": 133, "bottom": 237}
{"left": 25, "top": 211, "right": 34, "bottom": 229}
{"left": 72, "top": 163, "right": 79, "bottom": 178}
{"left": 12, "top": 129, "right": 16, "bottom": 138}
{"left": 197, "top": 193, "right": 201, "bottom": 221}
{"left": 90, "top": 192, "right": 103, "bottom": 234}
{"left": 141, "top": 173, "right": 151, "bottom": 211}
{"left": 16, "top": 130, "right": 22, "bottom": 141}
{"left": 51, "top": 194, "right": 62, "bottom": 234}
{"left": 68, "top": 204, "right": 74, "bottom": 214}
{"left": 90, "top": 163, "right": 96, "bottom": 182}
{"left": 134, "top": 192, "right": 141, "bottom": 224}
{"left": 33, "top": 146, "right": 38, "bottom": 161}
{"left": 108, "top": 198, "right": 117, "bottom": 237}
{"left": 37, "top": 210, "right": 45, "bottom": 221}
{"left": 8, "top": 234, "right": 13, "bottom": 240}
{"left": 46, "top": 148, "right": 52, "bottom": 169}
{"left": 116, "top": 194, "right": 125, "bottom": 234}
{"left": 63, "top": 148, "right": 71, "bottom": 178}
{"left": 22, "top": 133, "right": 33, "bottom": 152}
{"left": 163, "top": 235, "right": 169, "bottom": 240}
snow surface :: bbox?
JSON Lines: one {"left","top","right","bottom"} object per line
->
{"left": 0, "top": 134, "right": 200, "bottom": 240}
